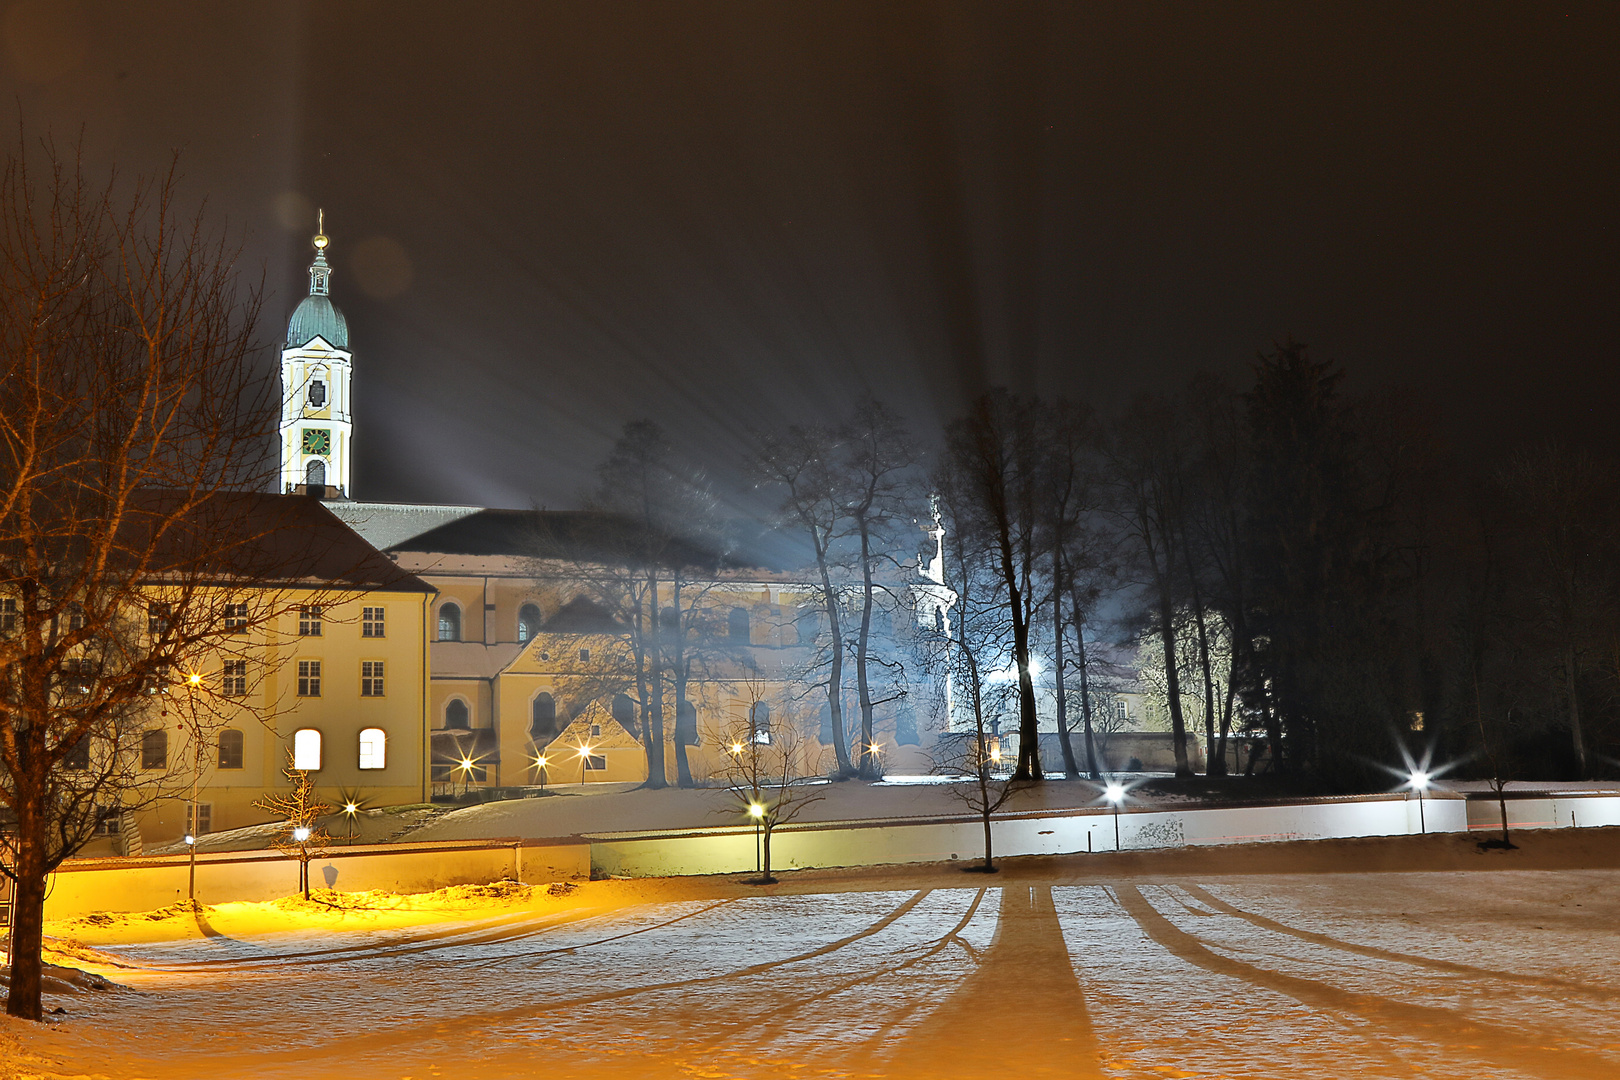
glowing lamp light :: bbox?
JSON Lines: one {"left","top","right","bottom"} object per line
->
{"left": 747, "top": 802, "right": 765, "bottom": 819}
{"left": 989, "top": 744, "right": 1002, "bottom": 764}
{"left": 1104, "top": 783, "right": 1126, "bottom": 805}
{"left": 458, "top": 756, "right": 476, "bottom": 772}
{"left": 343, "top": 802, "right": 359, "bottom": 815}
{"left": 292, "top": 826, "right": 311, "bottom": 843}
{"left": 186, "top": 672, "right": 203, "bottom": 687}
{"left": 1409, "top": 770, "right": 1431, "bottom": 792}
{"left": 577, "top": 745, "right": 595, "bottom": 758}
{"left": 184, "top": 834, "right": 195, "bottom": 846}
{"left": 535, "top": 755, "right": 548, "bottom": 769}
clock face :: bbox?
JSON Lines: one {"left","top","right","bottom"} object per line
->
{"left": 301, "top": 428, "right": 331, "bottom": 455}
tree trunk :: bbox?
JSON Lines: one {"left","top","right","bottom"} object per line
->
{"left": 1052, "top": 552, "right": 1079, "bottom": 779}
{"left": 642, "top": 572, "right": 668, "bottom": 789}
{"left": 1157, "top": 592, "right": 1193, "bottom": 778}
{"left": 1566, "top": 643, "right": 1587, "bottom": 778}
{"left": 855, "top": 523, "right": 877, "bottom": 779}
{"left": 761, "top": 824, "right": 775, "bottom": 884}
{"left": 817, "top": 549, "right": 852, "bottom": 776}
{"left": 1070, "top": 591, "right": 1100, "bottom": 779}
{"left": 671, "top": 581, "right": 693, "bottom": 788}
{"left": 4, "top": 824, "right": 46, "bottom": 1020}
{"left": 982, "top": 806, "right": 995, "bottom": 872}
{"left": 1005, "top": 571, "right": 1042, "bottom": 782}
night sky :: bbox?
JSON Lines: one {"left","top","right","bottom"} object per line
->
{"left": 1, "top": 2, "right": 1615, "bottom": 509}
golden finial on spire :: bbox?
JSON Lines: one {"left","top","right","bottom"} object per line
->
{"left": 313, "top": 209, "right": 329, "bottom": 252}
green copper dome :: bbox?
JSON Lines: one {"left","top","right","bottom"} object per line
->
{"left": 286, "top": 293, "right": 349, "bottom": 348}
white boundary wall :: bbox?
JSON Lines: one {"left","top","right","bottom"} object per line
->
{"left": 1465, "top": 794, "right": 1620, "bottom": 832}
{"left": 588, "top": 794, "right": 1470, "bottom": 878}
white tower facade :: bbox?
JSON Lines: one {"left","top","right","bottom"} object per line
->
{"left": 279, "top": 214, "right": 354, "bottom": 498}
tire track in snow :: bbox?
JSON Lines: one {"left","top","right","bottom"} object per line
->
{"left": 126, "top": 906, "right": 599, "bottom": 970}
{"left": 172, "top": 889, "right": 937, "bottom": 1071}
{"left": 1179, "top": 882, "right": 1620, "bottom": 999}
{"left": 685, "top": 889, "right": 990, "bottom": 1054}
{"left": 458, "top": 898, "right": 739, "bottom": 968}
{"left": 1116, "top": 883, "right": 1617, "bottom": 1079}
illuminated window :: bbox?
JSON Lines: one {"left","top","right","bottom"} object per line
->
{"left": 293, "top": 728, "right": 322, "bottom": 770}
{"left": 218, "top": 729, "right": 244, "bottom": 770}
{"left": 750, "top": 701, "right": 771, "bottom": 745}
{"left": 362, "top": 606, "right": 385, "bottom": 637}
{"left": 361, "top": 660, "right": 384, "bottom": 697}
{"left": 728, "top": 607, "right": 750, "bottom": 643}
{"left": 223, "top": 659, "right": 247, "bottom": 696}
{"left": 445, "top": 699, "right": 470, "bottom": 730}
{"left": 297, "top": 660, "right": 321, "bottom": 697}
{"left": 518, "top": 603, "right": 541, "bottom": 642}
{"left": 147, "top": 602, "right": 170, "bottom": 637}
{"left": 530, "top": 692, "right": 556, "bottom": 738}
{"left": 141, "top": 729, "right": 168, "bottom": 770}
{"left": 438, "top": 602, "right": 461, "bottom": 642}
{"left": 358, "top": 727, "right": 386, "bottom": 770}
{"left": 0, "top": 597, "right": 14, "bottom": 634}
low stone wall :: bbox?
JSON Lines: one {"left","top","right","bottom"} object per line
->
{"left": 44, "top": 838, "right": 591, "bottom": 920}
{"left": 587, "top": 793, "right": 1468, "bottom": 878}
{"left": 1464, "top": 792, "right": 1620, "bottom": 832}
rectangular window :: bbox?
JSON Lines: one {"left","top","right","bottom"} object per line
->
{"left": 361, "top": 606, "right": 385, "bottom": 638}
{"left": 584, "top": 754, "right": 607, "bottom": 771}
{"left": 297, "top": 660, "right": 321, "bottom": 697}
{"left": 223, "top": 602, "right": 249, "bottom": 633}
{"left": 218, "top": 729, "right": 244, "bottom": 769}
{"left": 147, "top": 602, "right": 169, "bottom": 637}
{"left": 93, "top": 807, "right": 121, "bottom": 836}
{"left": 0, "top": 597, "right": 16, "bottom": 634}
{"left": 63, "top": 735, "right": 91, "bottom": 770}
{"left": 578, "top": 648, "right": 590, "bottom": 662}
{"left": 194, "top": 803, "right": 212, "bottom": 836}
{"left": 361, "top": 660, "right": 384, "bottom": 697}
{"left": 223, "top": 659, "right": 247, "bottom": 697}
{"left": 297, "top": 605, "right": 322, "bottom": 637}
{"left": 141, "top": 729, "right": 167, "bottom": 770}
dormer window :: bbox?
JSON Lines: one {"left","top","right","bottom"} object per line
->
{"left": 307, "top": 380, "right": 326, "bottom": 408}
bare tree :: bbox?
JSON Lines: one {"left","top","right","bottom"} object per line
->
{"left": 929, "top": 479, "right": 1028, "bottom": 871}
{"left": 838, "top": 399, "right": 919, "bottom": 778}
{"left": 254, "top": 757, "right": 332, "bottom": 900}
{"left": 714, "top": 681, "right": 824, "bottom": 884}
{"left": 0, "top": 137, "right": 325, "bottom": 1020}
{"left": 943, "top": 391, "right": 1047, "bottom": 781}
{"left": 753, "top": 425, "right": 854, "bottom": 776}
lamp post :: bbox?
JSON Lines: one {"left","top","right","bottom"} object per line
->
{"left": 535, "top": 754, "right": 549, "bottom": 793}
{"left": 577, "top": 744, "right": 595, "bottom": 785}
{"left": 1409, "top": 770, "right": 1431, "bottom": 834}
{"left": 292, "top": 825, "right": 311, "bottom": 898}
{"left": 748, "top": 800, "right": 765, "bottom": 874}
{"left": 185, "top": 670, "right": 203, "bottom": 902}
{"left": 1104, "top": 782, "right": 1125, "bottom": 851}
{"left": 342, "top": 801, "right": 359, "bottom": 844}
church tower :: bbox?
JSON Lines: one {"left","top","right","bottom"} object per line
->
{"left": 279, "top": 212, "right": 354, "bottom": 498}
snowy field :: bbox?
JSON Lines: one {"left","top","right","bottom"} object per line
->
{"left": 6, "top": 837, "right": 1620, "bottom": 1080}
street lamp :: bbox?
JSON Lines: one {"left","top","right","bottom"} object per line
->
{"left": 1104, "top": 782, "right": 1126, "bottom": 851}
{"left": 1409, "top": 770, "right": 1431, "bottom": 834}
{"left": 748, "top": 801, "right": 765, "bottom": 873}
{"left": 342, "top": 801, "right": 360, "bottom": 843}
{"left": 534, "top": 754, "right": 549, "bottom": 793}
{"left": 577, "top": 744, "right": 595, "bottom": 784}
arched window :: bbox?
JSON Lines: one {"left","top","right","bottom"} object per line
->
{"left": 293, "top": 728, "right": 322, "bottom": 770}
{"left": 750, "top": 701, "right": 771, "bottom": 745}
{"left": 358, "top": 727, "right": 387, "bottom": 769}
{"left": 518, "top": 603, "right": 541, "bottom": 643}
{"left": 445, "top": 699, "right": 470, "bottom": 730}
{"left": 530, "top": 692, "right": 557, "bottom": 739}
{"left": 611, "top": 693, "right": 637, "bottom": 736}
{"left": 218, "top": 729, "right": 244, "bottom": 770}
{"left": 305, "top": 458, "right": 326, "bottom": 488}
{"left": 307, "top": 378, "right": 326, "bottom": 408}
{"left": 728, "top": 607, "right": 750, "bottom": 643}
{"left": 676, "top": 700, "right": 698, "bottom": 746}
{"left": 438, "top": 602, "right": 461, "bottom": 642}
{"left": 933, "top": 607, "right": 945, "bottom": 633}
{"left": 141, "top": 729, "right": 167, "bottom": 770}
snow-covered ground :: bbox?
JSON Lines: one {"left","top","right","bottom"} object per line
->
{"left": 6, "top": 834, "right": 1620, "bottom": 1079}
